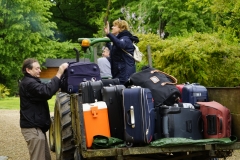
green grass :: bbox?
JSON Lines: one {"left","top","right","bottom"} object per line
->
{"left": 0, "top": 95, "right": 56, "bottom": 112}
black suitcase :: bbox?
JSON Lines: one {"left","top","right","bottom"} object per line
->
{"left": 160, "top": 105, "right": 203, "bottom": 140}
{"left": 60, "top": 62, "right": 101, "bottom": 93}
{"left": 102, "top": 85, "right": 125, "bottom": 140}
{"left": 154, "top": 106, "right": 181, "bottom": 140}
{"left": 79, "top": 80, "right": 103, "bottom": 103}
{"left": 123, "top": 87, "right": 155, "bottom": 146}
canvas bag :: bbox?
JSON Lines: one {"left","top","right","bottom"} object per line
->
{"left": 127, "top": 67, "right": 181, "bottom": 106}
{"left": 122, "top": 43, "right": 143, "bottom": 62}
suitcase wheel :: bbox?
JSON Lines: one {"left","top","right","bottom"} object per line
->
{"left": 126, "top": 142, "right": 133, "bottom": 147}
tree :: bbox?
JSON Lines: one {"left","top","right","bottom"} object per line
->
{"left": 49, "top": 0, "right": 141, "bottom": 39}
{"left": 119, "top": 0, "right": 214, "bottom": 37}
{"left": 0, "top": 0, "right": 75, "bottom": 95}
{"left": 211, "top": 0, "right": 240, "bottom": 41}
{"left": 49, "top": 0, "right": 111, "bottom": 41}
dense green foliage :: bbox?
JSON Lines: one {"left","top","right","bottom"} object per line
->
{"left": 137, "top": 33, "right": 240, "bottom": 87}
{"left": 0, "top": 84, "right": 10, "bottom": 99}
{"left": 114, "top": 0, "right": 240, "bottom": 41}
{"left": 211, "top": 0, "right": 240, "bottom": 41}
{"left": 49, "top": 0, "right": 139, "bottom": 39}
{"left": 0, "top": 0, "right": 54, "bottom": 93}
{"left": 0, "top": 0, "right": 77, "bottom": 95}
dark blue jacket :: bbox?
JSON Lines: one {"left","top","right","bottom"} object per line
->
{"left": 19, "top": 74, "right": 60, "bottom": 132}
{"left": 107, "top": 30, "right": 139, "bottom": 84}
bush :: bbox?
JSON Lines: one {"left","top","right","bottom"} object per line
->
{"left": 136, "top": 32, "right": 240, "bottom": 87}
{"left": 5, "top": 79, "right": 20, "bottom": 97}
{"left": 0, "top": 84, "right": 10, "bottom": 99}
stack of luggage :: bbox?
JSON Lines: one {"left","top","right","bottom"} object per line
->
{"left": 60, "top": 63, "right": 232, "bottom": 148}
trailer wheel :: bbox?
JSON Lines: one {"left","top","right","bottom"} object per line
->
{"left": 74, "top": 148, "right": 86, "bottom": 160}
{"left": 49, "top": 116, "right": 55, "bottom": 152}
{"left": 54, "top": 92, "right": 75, "bottom": 160}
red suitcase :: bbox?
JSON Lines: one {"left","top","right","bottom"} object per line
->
{"left": 176, "top": 84, "right": 184, "bottom": 102}
{"left": 196, "top": 101, "right": 231, "bottom": 139}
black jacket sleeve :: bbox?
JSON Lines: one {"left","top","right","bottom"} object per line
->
{"left": 26, "top": 76, "right": 60, "bottom": 101}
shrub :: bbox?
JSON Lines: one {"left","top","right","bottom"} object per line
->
{"left": 0, "top": 84, "right": 10, "bottom": 99}
{"left": 135, "top": 32, "right": 240, "bottom": 87}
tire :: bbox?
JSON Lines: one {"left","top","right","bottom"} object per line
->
{"left": 49, "top": 116, "right": 55, "bottom": 152}
{"left": 74, "top": 148, "right": 85, "bottom": 160}
{"left": 54, "top": 92, "right": 75, "bottom": 160}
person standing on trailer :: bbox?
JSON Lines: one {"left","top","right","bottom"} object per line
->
{"left": 19, "top": 58, "right": 68, "bottom": 160}
{"left": 104, "top": 19, "right": 139, "bottom": 84}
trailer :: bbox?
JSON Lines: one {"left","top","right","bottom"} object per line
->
{"left": 49, "top": 38, "right": 240, "bottom": 160}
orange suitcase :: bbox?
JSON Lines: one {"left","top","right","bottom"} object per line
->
{"left": 83, "top": 101, "right": 111, "bottom": 148}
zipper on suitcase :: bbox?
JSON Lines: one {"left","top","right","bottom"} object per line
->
{"left": 140, "top": 88, "right": 147, "bottom": 143}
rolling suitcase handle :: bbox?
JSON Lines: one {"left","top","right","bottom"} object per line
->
{"left": 162, "top": 107, "right": 181, "bottom": 137}
{"left": 162, "top": 115, "right": 169, "bottom": 137}
{"left": 73, "top": 47, "right": 80, "bottom": 62}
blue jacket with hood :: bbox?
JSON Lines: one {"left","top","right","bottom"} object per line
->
{"left": 107, "top": 30, "right": 139, "bottom": 84}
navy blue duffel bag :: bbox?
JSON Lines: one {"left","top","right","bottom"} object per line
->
{"left": 60, "top": 62, "right": 101, "bottom": 94}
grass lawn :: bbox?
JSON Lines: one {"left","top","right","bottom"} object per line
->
{"left": 0, "top": 95, "right": 56, "bottom": 112}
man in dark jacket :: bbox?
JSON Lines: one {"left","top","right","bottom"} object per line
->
{"left": 19, "top": 58, "right": 68, "bottom": 160}
{"left": 104, "top": 19, "right": 139, "bottom": 84}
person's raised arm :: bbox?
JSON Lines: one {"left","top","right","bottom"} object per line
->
{"left": 104, "top": 21, "right": 110, "bottom": 35}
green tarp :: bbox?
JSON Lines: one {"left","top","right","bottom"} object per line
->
{"left": 92, "top": 135, "right": 125, "bottom": 149}
{"left": 150, "top": 136, "right": 237, "bottom": 147}
{"left": 92, "top": 135, "right": 237, "bottom": 149}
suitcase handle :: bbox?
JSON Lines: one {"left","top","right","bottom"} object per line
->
{"left": 126, "top": 106, "right": 135, "bottom": 128}
{"left": 161, "top": 106, "right": 181, "bottom": 114}
{"left": 162, "top": 115, "right": 169, "bottom": 137}
{"left": 73, "top": 47, "right": 80, "bottom": 62}
{"left": 186, "top": 120, "right": 192, "bottom": 133}
{"left": 207, "top": 115, "right": 217, "bottom": 135}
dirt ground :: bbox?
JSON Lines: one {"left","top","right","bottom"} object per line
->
{"left": 0, "top": 110, "right": 56, "bottom": 160}
{"left": 0, "top": 109, "right": 239, "bottom": 160}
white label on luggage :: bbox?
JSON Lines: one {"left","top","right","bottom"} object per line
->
{"left": 182, "top": 103, "right": 194, "bottom": 109}
{"left": 82, "top": 101, "right": 107, "bottom": 111}
{"left": 193, "top": 92, "right": 201, "bottom": 97}
{"left": 150, "top": 76, "right": 160, "bottom": 83}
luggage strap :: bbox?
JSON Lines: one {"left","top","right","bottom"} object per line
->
{"left": 151, "top": 70, "right": 178, "bottom": 85}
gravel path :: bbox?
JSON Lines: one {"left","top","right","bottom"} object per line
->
{"left": 0, "top": 110, "right": 56, "bottom": 160}
{"left": 0, "top": 109, "right": 240, "bottom": 160}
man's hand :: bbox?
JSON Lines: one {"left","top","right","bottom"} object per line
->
{"left": 56, "top": 63, "right": 69, "bottom": 79}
